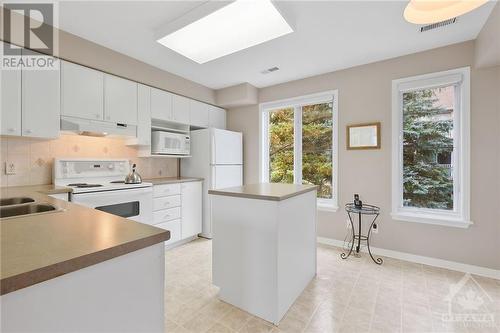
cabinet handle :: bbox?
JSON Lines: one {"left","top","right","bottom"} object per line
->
{"left": 25, "top": 129, "right": 32, "bottom": 134}
{"left": 8, "top": 128, "right": 15, "bottom": 132}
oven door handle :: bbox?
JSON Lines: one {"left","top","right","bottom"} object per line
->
{"left": 71, "top": 187, "right": 152, "bottom": 198}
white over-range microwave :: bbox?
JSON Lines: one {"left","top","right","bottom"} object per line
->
{"left": 151, "top": 131, "right": 190, "bottom": 155}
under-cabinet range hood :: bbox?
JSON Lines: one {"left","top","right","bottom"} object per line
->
{"left": 61, "top": 116, "right": 137, "bottom": 137}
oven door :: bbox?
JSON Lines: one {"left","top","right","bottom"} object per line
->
{"left": 71, "top": 187, "right": 153, "bottom": 224}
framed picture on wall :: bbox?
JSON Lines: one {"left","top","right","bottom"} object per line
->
{"left": 346, "top": 122, "right": 381, "bottom": 150}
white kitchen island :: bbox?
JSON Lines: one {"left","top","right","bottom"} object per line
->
{"left": 209, "top": 183, "right": 318, "bottom": 324}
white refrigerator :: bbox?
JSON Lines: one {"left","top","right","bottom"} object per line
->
{"left": 181, "top": 128, "right": 243, "bottom": 238}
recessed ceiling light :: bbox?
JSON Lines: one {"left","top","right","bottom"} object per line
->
{"left": 404, "top": 0, "right": 488, "bottom": 24}
{"left": 157, "top": 0, "right": 293, "bottom": 64}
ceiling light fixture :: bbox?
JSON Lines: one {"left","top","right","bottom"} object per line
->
{"left": 157, "top": 0, "right": 293, "bottom": 64}
{"left": 404, "top": 0, "right": 488, "bottom": 24}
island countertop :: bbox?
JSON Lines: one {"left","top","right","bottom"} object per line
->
{"left": 208, "top": 183, "right": 318, "bottom": 201}
{"left": 0, "top": 185, "right": 170, "bottom": 296}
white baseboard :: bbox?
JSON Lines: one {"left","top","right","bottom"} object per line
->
{"left": 165, "top": 236, "right": 199, "bottom": 251}
{"left": 317, "top": 237, "right": 500, "bottom": 280}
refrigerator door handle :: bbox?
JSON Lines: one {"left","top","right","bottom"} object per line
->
{"left": 211, "top": 133, "right": 216, "bottom": 165}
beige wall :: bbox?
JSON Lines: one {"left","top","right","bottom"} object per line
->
{"left": 475, "top": 2, "right": 500, "bottom": 69}
{"left": 0, "top": 135, "right": 178, "bottom": 187}
{"left": 227, "top": 41, "right": 500, "bottom": 270}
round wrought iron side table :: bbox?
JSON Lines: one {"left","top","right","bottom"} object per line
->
{"left": 341, "top": 203, "right": 383, "bottom": 265}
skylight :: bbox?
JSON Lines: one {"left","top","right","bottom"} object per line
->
{"left": 157, "top": 0, "right": 293, "bottom": 64}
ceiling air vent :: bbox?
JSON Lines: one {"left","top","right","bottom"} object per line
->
{"left": 261, "top": 66, "right": 280, "bottom": 74}
{"left": 420, "top": 18, "right": 457, "bottom": 32}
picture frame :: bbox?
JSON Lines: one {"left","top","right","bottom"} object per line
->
{"left": 346, "top": 122, "right": 381, "bottom": 150}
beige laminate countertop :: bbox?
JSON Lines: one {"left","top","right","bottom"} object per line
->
{"left": 0, "top": 185, "right": 170, "bottom": 296}
{"left": 143, "top": 177, "right": 204, "bottom": 185}
{"left": 208, "top": 183, "right": 318, "bottom": 201}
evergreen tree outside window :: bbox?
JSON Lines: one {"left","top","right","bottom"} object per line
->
{"left": 261, "top": 91, "right": 338, "bottom": 210}
{"left": 391, "top": 68, "right": 471, "bottom": 228}
{"left": 402, "top": 85, "right": 455, "bottom": 210}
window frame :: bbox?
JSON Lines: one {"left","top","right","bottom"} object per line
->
{"left": 259, "top": 90, "right": 339, "bottom": 211}
{"left": 391, "top": 67, "right": 472, "bottom": 228}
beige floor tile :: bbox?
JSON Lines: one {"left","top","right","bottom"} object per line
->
{"left": 218, "top": 308, "right": 252, "bottom": 331}
{"left": 206, "top": 322, "right": 235, "bottom": 333}
{"left": 238, "top": 317, "right": 274, "bottom": 333}
{"left": 276, "top": 312, "right": 309, "bottom": 333}
{"left": 182, "top": 312, "right": 218, "bottom": 333}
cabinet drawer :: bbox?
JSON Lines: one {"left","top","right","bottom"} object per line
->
{"left": 153, "top": 183, "right": 181, "bottom": 197}
{"left": 153, "top": 195, "right": 181, "bottom": 211}
{"left": 155, "top": 219, "right": 181, "bottom": 245}
{"left": 153, "top": 207, "right": 181, "bottom": 224}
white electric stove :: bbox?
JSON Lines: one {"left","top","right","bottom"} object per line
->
{"left": 54, "top": 158, "right": 153, "bottom": 224}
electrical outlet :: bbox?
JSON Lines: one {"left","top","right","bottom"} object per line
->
{"left": 5, "top": 161, "right": 16, "bottom": 175}
{"left": 372, "top": 223, "right": 379, "bottom": 234}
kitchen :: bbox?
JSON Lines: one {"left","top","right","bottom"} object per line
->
{"left": 1, "top": 1, "right": 500, "bottom": 333}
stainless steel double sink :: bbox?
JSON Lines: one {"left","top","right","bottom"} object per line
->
{"left": 0, "top": 197, "right": 61, "bottom": 219}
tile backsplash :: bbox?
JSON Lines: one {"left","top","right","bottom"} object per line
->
{"left": 0, "top": 134, "right": 178, "bottom": 187}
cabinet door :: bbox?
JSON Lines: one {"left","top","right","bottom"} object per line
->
{"left": 209, "top": 106, "right": 226, "bottom": 129}
{"left": 1, "top": 43, "right": 21, "bottom": 136}
{"left": 61, "top": 61, "right": 104, "bottom": 120}
{"left": 181, "top": 181, "right": 202, "bottom": 238}
{"left": 172, "top": 94, "right": 190, "bottom": 124}
{"left": 155, "top": 219, "right": 181, "bottom": 245}
{"left": 150, "top": 87, "right": 172, "bottom": 121}
{"left": 136, "top": 84, "right": 151, "bottom": 145}
{"left": 104, "top": 74, "right": 137, "bottom": 125}
{"left": 21, "top": 51, "right": 60, "bottom": 138}
{"left": 189, "top": 100, "right": 209, "bottom": 128}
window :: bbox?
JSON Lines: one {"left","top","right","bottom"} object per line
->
{"left": 260, "top": 91, "right": 338, "bottom": 209}
{"left": 391, "top": 68, "right": 471, "bottom": 228}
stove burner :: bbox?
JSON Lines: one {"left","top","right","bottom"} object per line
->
{"left": 110, "top": 180, "right": 125, "bottom": 184}
{"left": 67, "top": 183, "right": 103, "bottom": 188}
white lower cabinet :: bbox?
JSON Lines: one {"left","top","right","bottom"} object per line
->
{"left": 181, "top": 181, "right": 202, "bottom": 238}
{"left": 151, "top": 180, "right": 202, "bottom": 246}
{"left": 155, "top": 220, "right": 181, "bottom": 245}
{"left": 153, "top": 206, "right": 181, "bottom": 224}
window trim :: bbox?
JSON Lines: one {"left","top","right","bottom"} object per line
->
{"left": 391, "top": 67, "right": 472, "bottom": 228}
{"left": 259, "top": 90, "right": 339, "bottom": 211}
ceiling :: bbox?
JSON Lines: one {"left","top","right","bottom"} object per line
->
{"left": 57, "top": 1, "right": 496, "bottom": 89}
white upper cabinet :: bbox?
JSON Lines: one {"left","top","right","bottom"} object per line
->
{"left": 150, "top": 87, "right": 173, "bottom": 121}
{"left": 172, "top": 94, "right": 190, "bottom": 125}
{"left": 136, "top": 84, "right": 151, "bottom": 146}
{"left": 209, "top": 106, "right": 226, "bottom": 129}
{"left": 189, "top": 100, "right": 209, "bottom": 128}
{"left": 104, "top": 74, "right": 137, "bottom": 125}
{"left": 61, "top": 61, "right": 104, "bottom": 120}
{"left": 1, "top": 43, "right": 22, "bottom": 136}
{"left": 181, "top": 181, "right": 202, "bottom": 239}
{"left": 21, "top": 51, "right": 60, "bottom": 138}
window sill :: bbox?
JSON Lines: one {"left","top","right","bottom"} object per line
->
{"left": 391, "top": 212, "right": 473, "bottom": 229}
{"left": 317, "top": 204, "right": 339, "bottom": 213}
